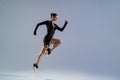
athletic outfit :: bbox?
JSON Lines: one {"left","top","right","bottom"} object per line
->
{"left": 34, "top": 20, "right": 67, "bottom": 46}
{"left": 33, "top": 20, "right": 67, "bottom": 70}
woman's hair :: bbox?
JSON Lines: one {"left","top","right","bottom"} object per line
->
{"left": 51, "top": 13, "right": 58, "bottom": 17}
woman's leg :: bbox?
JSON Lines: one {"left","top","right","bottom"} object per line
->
{"left": 36, "top": 45, "right": 48, "bottom": 65}
{"left": 50, "top": 38, "right": 62, "bottom": 52}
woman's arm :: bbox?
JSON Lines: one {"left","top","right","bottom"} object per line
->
{"left": 34, "top": 21, "right": 47, "bottom": 35}
{"left": 55, "top": 20, "right": 68, "bottom": 32}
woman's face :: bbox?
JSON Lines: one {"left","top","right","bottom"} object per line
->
{"left": 51, "top": 16, "right": 58, "bottom": 22}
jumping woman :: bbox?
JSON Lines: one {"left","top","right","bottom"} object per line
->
{"left": 33, "top": 13, "right": 68, "bottom": 71}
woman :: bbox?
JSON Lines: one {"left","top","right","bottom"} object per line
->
{"left": 33, "top": 13, "right": 68, "bottom": 71}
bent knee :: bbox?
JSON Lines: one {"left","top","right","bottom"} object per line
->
{"left": 57, "top": 39, "right": 62, "bottom": 45}
{"left": 53, "top": 38, "right": 62, "bottom": 45}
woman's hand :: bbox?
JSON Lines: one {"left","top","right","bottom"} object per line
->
{"left": 34, "top": 32, "right": 37, "bottom": 36}
{"left": 65, "top": 20, "right": 68, "bottom": 24}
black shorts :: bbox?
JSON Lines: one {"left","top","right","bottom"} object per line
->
{"left": 43, "top": 36, "right": 52, "bottom": 46}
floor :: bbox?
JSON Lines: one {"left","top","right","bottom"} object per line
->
{"left": 0, "top": 70, "right": 119, "bottom": 80}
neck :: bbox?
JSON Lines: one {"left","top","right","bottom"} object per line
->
{"left": 51, "top": 19, "right": 55, "bottom": 22}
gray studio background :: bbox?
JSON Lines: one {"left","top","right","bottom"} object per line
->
{"left": 0, "top": 0, "right": 120, "bottom": 77}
